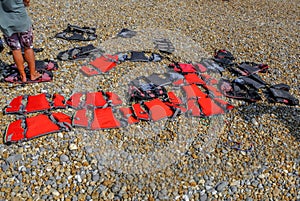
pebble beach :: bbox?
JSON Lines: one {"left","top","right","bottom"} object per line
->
{"left": 0, "top": 0, "right": 299, "bottom": 200}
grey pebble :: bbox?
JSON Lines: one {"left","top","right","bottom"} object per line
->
{"left": 84, "top": 146, "right": 93, "bottom": 154}
{"left": 30, "top": 160, "right": 38, "bottom": 166}
{"left": 92, "top": 173, "right": 100, "bottom": 182}
{"left": 230, "top": 186, "right": 238, "bottom": 193}
{"left": 200, "top": 193, "right": 208, "bottom": 201}
{"left": 1, "top": 163, "right": 9, "bottom": 172}
{"left": 6, "top": 154, "right": 22, "bottom": 164}
{"left": 60, "top": 154, "right": 69, "bottom": 163}
{"left": 216, "top": 181, "right": 229, "bottom": 192}
{"left": 246, "top": 197, "right": 253, "bottom": 201}
{"left": 251, "top": 180, "right": 259, "bottom": 187}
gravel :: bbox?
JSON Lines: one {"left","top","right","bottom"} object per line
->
{"left": 0, "top": 0, "right": 299, "bottom": 200}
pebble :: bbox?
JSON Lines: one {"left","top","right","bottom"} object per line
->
{"left": 6, "top": 154, "right": 22, "bottom": 164}
{"left": 69, "top": 143, "right": 78, "bottom": 151}
{"left": 59, "top": 154, "right": 69, "bottom": 163}
{"left": 216, "top": 181, "right": 228, "bottom": 192}
{"left": 200, "top": 193, "right": 208, "bottom": 201}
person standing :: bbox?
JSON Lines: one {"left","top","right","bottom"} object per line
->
{"left": 0, "top": 0, "right": 40, "bottom": 82}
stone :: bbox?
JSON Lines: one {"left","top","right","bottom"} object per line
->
{"left": 60, "top": 154, "right": 69, "bottom": 163}
{"left": 6, "top": 154, "right": 22, "bottom": 165}
{"left": 69, "top": 144, "right": 78, "bottom": 150}
{"left": 216, "top": 181, "right": 228, "bottom": 192}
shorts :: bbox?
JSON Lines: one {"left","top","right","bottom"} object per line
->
{"left": 4, "top": 28, "right": 33, "bottom": 50}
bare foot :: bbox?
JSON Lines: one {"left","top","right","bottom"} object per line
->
{"left": 30, "top": 71, "right": 42, "bottom": 81}
{"left": 20, "top": 73, "right": 27, "bottom": 83}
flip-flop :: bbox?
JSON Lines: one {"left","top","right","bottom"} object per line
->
{"left": 4, "top": 70, "right": 53, "bottom": 84}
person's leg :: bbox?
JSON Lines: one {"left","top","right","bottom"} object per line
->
{"left": 24, "top": 47, "right": 40, "bottom": 80}
{"left": 20, "top": 28, "right": 41, "bottom": 80}
{"left": 12, "top": 49, "right": 27, "bottom": 82}
{"left": 4, "top": 34, "right": 27, "bottom": 82}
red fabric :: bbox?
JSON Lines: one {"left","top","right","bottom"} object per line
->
{"left": 132, "top": 103, "right": 150, "bottom": 120}
{"left": 85, "top": 92, "right": 107, "bottom": 108}
{"left": 213, "top": 98, "right": 234, "bottom": 111}
{"left": 187, "top": 99, "right": 201, "bottom": 117}
{"left": 172, "top": 79, "right": 184, "bottom": 86}
{"left": 80, "top": 66, "right": 100, "bottom": 76}
{"left": 167, "top": 91, "right": 183, "bottom": 105}
{"left": 25, "top": 93, "right": 51, "bottom": 113}
{"left": 90, "top": 107, "right": 121, "bottom": 129}
{"left": 200, "top": 74, "right": 218, "bottom": 85}
{"left": 72, "top": 109, "right": 89, "bottom": 128}
{"left": 52, "top": 112, "right": 72, "bottom": 125}
{"left": 182, "top": 84, "right": 206, "bottom": 100}
{"left": 195, "top": 63, "right": 207, "bottom": 73}
{"left": 119, "top": 107, "right": 139, "bottom": 124}
{"left": 25, "top": 114, "right": 61, "bottom": 139}
{"left": 52, "top": 93, "right": 66, "bottom": 109}
{"left": 106, "top": 92, "right": 123, "bottom": 106}
{"left": 90, "top": 55, "right": 118, "bottom": 73}
{"left": 144, "top": 98, "right": 174, "bottom": 121}
{"left": 204, "top": 85, "right": 223, "bottom": 97}
{"left": 170, "top": 63, "right": 197, "bottom": 74}
{"left": 4, "top": 95, "right": 23, "bottom": 114}
{"left": 5, "top": 119, "right": 25, "bottom": 143}
{"left": 184, "top": 74, "right": 206, "bottom": 85}
{"left": 197, "top": 97, "right": 224, "bottom": 116}
{"left": 66, "top": 92, "right": 84, "bottom": 109}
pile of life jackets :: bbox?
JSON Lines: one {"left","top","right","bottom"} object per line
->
{"left": 3, "top": 50, "right": 298, "bottom": 144}
{"left": 3, "top": 54, "right": 234, "bottom": 144}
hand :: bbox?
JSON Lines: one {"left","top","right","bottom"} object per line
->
{"left": 23, "top": 0, "right": 30, "bottom": 7}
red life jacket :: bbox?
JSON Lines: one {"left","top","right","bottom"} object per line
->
{"left": 203, "top": 84, "right": 223, "bottom": 97}
{"left": 182, "top": 84, "right": 205, "bottom": 100}
{"left": 194, "top": 63, "right": 207, "bottom": 73}
{"left": 143, "top": 98, "right": 174, "bottom": 121}
{"left": 4, "top": 95, "right": 24, "bottom": 114}
{"left": 106, "top": 92, "right": 123, "bottom": 106}
{"left": 52, "top": 112, "right": 72, "bottom": 130}
{"left": 132, "top": 103, "right": 150, "bottom": 121}
{"left": 200, "top": 74, "right": 218, "bottom": 85}
{"left": 25, "top": 93, "right": 51, "bottom": 113}
{"left": 119, "top": 107, "right": 139, "bottom": 124}
{"left": 4, "top": 119, "right": 25, "bottom": 143}
{"left": 85, "top": 91, "right": 107, "bottom": 108}
{"left": 90, "top": 107, "right": 121, "bottom": 129}
{"left": 52, "top": 93, "right": 66, "bottom": 109}
{"left": 89, "top": 54, "right": 118, "bottom": 73}
{"left": 80, "top": 65, "right": 100, "bottom": 76}
{"left": 186, "top": 99, "right": 201, "bottom": 117}
{"left": 184, "top": 74, "right": 206, "bottom": 85}
{"left": 72, "top": 109, "right": 89, "bottom": 128}
{"left": 164, "top": 91, "right": 187, "bottom": 114}
{"left": 25, "top": 114, "right": 61, "bottom": 140}
{"left": 169, "top": 63, "right": 198, "bottom": 74}
{"left": 66, "top": 92, "right": 84, "bottom": 109}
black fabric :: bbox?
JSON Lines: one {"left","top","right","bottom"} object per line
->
{"left": 235, "top": 74, "right": 266, "bottom": 90}
{"left": 147, "top": 73, "right": 172, "bottom": 86}
{"left": 237, "top": 62, "right": 269, "bottom": 75}
{"left": 128, "top": 51, "right": 150, "bottom": 62}
{"left": 55, "top": 24, "right": 97, "bottom": 41}
{"left": 153, "top": 38, "right": 175, "bottom": 54}
{"left": 117, "top": 28, "right": 137, "bottom": 38}
{"left": 265, "top": 85, "right": 299, "bottom": 106}
{"left": 213, "top": 49, "right": 235, "bottom": 66}
{"left": 200, "top": 59, "right": 225, "bottom": 73}
{"left": 218, "top": 79, "right": 261, "bottom": 102}
{"left": 57, "top": 44, "right": 100, "bottom": 61}
{"left": 128, "top": 76, "right": 168, "bottom": 102}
